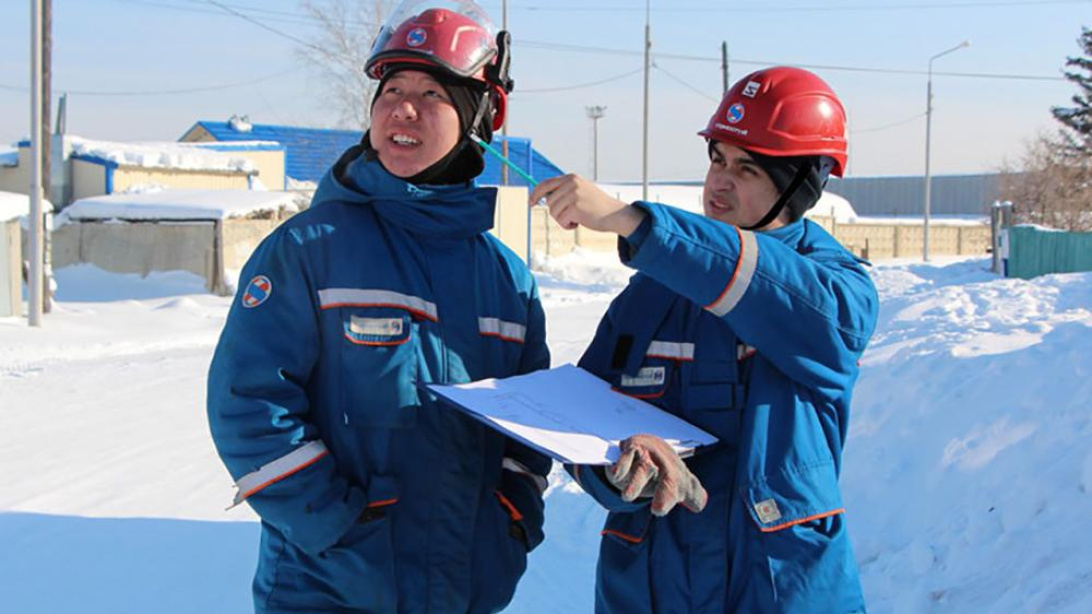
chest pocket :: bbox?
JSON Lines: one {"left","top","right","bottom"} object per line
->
{"left": 339, "top": 306, "right": 423, "bottom": 428}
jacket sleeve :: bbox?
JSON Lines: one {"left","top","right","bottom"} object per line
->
{"left": 207, "top": 226, "right": 367, "bottom": 555}
{"left": 498, "top": 276, "right": 553, "bottom": 550}
{"left": 622, "top": 202, "right": 879, "bottom": 401}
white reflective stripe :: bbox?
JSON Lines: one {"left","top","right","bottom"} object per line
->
{"left": 502, "top": 457, "right": 548, "bottom": 495}
{"left": 479, "top": 317, "right": 526, "bottom": 343}
{"left": 232, "top": 440, "right": 329, "bottom": 507}
{"left": 318, "top": 289, "right": 438, "bottom": 321}
{"left": 705, "top": 228, "right": 760, "bottom": 317}
{"left": 738, "top": 344, "right": 758, "bottom": 361}
{"left": 646, "top": 340, "right": 695, "bottom": 361}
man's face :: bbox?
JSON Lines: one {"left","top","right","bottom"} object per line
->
{"left": 702, "top": 141, "right": 784, "bottom": 230}
{"left": 369, "top": 70, "right": 461, "bottom": 178}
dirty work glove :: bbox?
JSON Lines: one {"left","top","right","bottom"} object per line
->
{"left": 607, "top": 434, "right": 708, "bottom": 516}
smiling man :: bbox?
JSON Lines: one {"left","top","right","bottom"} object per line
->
{"left": 207, "top": 2, "right": 551, "bottom": 613}
{"left": 531, "top": 67, "right": 878, "bottom": 613}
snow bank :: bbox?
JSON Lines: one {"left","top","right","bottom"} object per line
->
{"left": 57, "top": 189, "right": 299, "bottom": 222}
{"left": 68, "top": 136, "right": 278, "bottom": 173}
{"left": 0, "top": 190, "right": 53, "bottom": 222}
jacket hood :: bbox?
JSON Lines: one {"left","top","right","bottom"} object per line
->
{"left": 311, "top": 143, "right": 497, "bottom": 240}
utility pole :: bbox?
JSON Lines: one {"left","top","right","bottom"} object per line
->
{"left": 586, "top": 105, "right": 606, "bottom": 182}
{"left": 641, "top": 0, "right": 650, "bottom": 200}
{"left": 923, "top": 40, "right": 969, "bottom": 262}
{"left": 500, "top": 0, "right": 509, "bottom": 186}
{"left": 41, "top": 0, "right": 52, "bottom": 313}
{"left": 29, "top": 0, "right": 44, "bottom": 327}
{"left": 721, "top": 42, "right": 729, "bottom": 94}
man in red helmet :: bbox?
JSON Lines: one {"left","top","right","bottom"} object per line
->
{"left": 531, "top": 67, "right": 877, "bottom": 613}
{"left": 208, "top": 2, "right": 550, "bottom": 612}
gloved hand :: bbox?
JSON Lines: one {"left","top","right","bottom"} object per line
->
{"left": 607, "top": 434, "right": 708, "bottom": 516}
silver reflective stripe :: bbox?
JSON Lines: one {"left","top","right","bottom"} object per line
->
{"left": 502, "top": 457, "right": 548, "bottom": 495}
{"left": 646, "top": 341, "right": 695, "bottom": 361}
{"left": 738, "top": 344, "right": 758, "bottom": 361}
{"left": 706, "top": 228, "right": 760, "bottom": 317}
{"left": 318, "top": 289, "right": 438, "bottom": 321}
{"left": 232, "top": 440, "right": 329, "bottom": 507}
{"left": 479, "top": 317, "right": 527, "bottom": 343}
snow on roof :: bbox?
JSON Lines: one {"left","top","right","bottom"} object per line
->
{"left": 59, "top": 189, "right": 298, "bottom": 222}
{"left": 596, "top": 182, "right": 860, "bottom": 222}
{"left": 0, "top": 190, "right": 54, "bottom": 222}
{"left": 1, "top": 146, "right": 17, "bottom": 168}
{"left": 67, "top": 136, "right": 281, "bottom": 174}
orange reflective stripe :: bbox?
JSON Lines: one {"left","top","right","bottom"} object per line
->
{"left": 366, "top": 498, "right": 399, "bottom": 509}
{"left": 493, "top": 490, "right": 524, "bottom": 522}
{"left": 758, "top": 508, "right": 845, "bottom": 533}
{"left": 601, "top": 529, "right": 644, "bottom": 544}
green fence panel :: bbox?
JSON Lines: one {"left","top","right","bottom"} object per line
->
{"left": 1007, "top": 225, "right": 1092, "bottom": 280}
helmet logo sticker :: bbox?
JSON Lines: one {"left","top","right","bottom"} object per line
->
{"left": 742, "top": 81, "right": 761, "bottom": 98}
{"left": 242, "top": 275, "right": 272, "bottom": 308}
{"left": 726, "top": 103, "right": 746, "bottom": 124}
{"left": 406, "top": 27, "right": 427, "bottom": 47}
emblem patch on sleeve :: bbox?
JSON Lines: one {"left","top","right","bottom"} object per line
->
{"left": 242, "top": 275, "right": 273, "bottom": 308}
{"left": 755, "top": 499, "right": 782, "bottom": 524}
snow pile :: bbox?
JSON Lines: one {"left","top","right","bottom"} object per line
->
{"left": 57, "top": 189, "right": 299, "bottom": 222}
{"left": 845, "top": 258, "right": 1092, "bottom": 613}
{"left": 228, "top": 114, "right": 254, "bottom": 133}
{"left": 0, "top": 190, "right": 53, "bottom": 222}
{"left": 68, "top": 136, "right": 261, "bottom": 173}
{"left": 2, "top": 255, "right": 1091, "bottom": 613}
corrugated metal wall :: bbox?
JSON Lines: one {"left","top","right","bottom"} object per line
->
{"left": 825, "top": 174, "right": 1002, "bottom": 217}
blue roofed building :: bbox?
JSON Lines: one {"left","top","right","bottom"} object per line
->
{"left": 180, "top": 117, "right": 565, "bottom": 187}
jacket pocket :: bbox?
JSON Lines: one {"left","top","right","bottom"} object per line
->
{"left": 596, "top": 508, "right": 655, "bottom": 613}
{"left": 469, "top": 488, "right": 531, "bottom": 613}
{"left": 741, "top": 462, "right": 865, "bottom": 612}
{"left": 261, "top": 513, "right": 398, "bottom": 613}
{"left": 742, "top": 461, "right": 844, "bottom": 534}
{"left": 612, "top": 357, "right": 675, "bottom": 401}
{"left": 339, "top": 307, "right": 420, "bottom": 428}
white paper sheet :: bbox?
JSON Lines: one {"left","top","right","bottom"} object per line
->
{"left": 427, "top": 364, "right": 718, "bottom": 465}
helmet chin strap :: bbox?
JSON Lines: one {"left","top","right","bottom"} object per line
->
{"left": 741, "top": 159, "right": 813, "bottom": 231}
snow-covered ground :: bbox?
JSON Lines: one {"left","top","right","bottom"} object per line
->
{"left": 2, "top": 251, "right": 1090, "bottom": 613}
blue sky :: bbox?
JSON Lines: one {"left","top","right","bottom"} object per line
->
{"left": 0, "top": 0, "right": 1086, "bottom": 181}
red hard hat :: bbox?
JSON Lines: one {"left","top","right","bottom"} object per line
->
{"left": 698, "top": 66, "right": 848, "bottom": 177}
{"left": 365, "top": 1, "right": 511, "bottom": 131}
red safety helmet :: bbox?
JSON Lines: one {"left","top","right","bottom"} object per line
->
{"left": 698, "top": 66, "right": 848, "bottom": 177}
{"left": 365, "top": 0, "right": 512, "bottom": 131}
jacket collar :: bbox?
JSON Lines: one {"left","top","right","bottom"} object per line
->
{"left": 311, "top": 144, "right": 496, "bottom": 240}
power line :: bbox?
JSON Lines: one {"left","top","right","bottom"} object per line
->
{"left": 201, "top": 0, "right": 324, "bottom": 52}
{"left": 651, "top": 63, "right": 719, "bottom": 102}
{"left": 0, "top": 66, "right": 301, "bottom": 97}
{"left": 851, "top": 112, "right": 927, "bottom": 135}
{"left": 517, "top": 40, "right": 1068, "bottom": 82}
{"left": 518, "top": 67, "right": 644, "bottom": 93}
{"left": 494, "top": 0, "right": 1089, "bottom": 12}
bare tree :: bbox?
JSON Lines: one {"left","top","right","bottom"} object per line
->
{"left": 1000, "top": 132, "right": 1092, "bottom": 232}
{"left": 298, "top": 0, "right": 397, "bottom": 130}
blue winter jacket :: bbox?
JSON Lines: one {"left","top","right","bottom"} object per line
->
{"left": 207, "top": 145, "right": 551, "bottom": 614}
{"left": 570, "top": 202, "right": 877, "bottom": 614}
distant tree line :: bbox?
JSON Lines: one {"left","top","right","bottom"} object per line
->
{"left": 1001, "top": 26, "right": 1092, "bottom": 232}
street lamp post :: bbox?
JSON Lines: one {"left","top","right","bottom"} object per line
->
{"left": 923, "top": 40, "right": 969, "bottom": 262}
{"left": 586, "top": 105, "right": 606, "bottom": 181}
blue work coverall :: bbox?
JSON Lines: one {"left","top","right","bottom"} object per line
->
{"left": 571, "top": 202, "right": 877, "bottom": 613}
{"left": 207, "top": 145, "right": 551, "bottom": 614}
